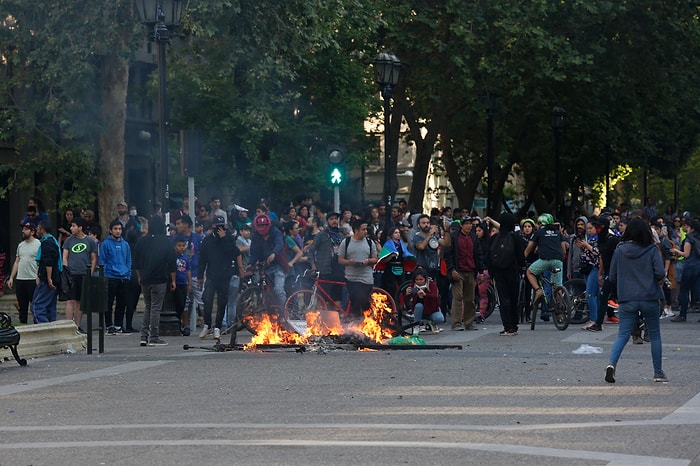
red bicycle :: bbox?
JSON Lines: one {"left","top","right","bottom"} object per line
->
{"left": 283, "top": 270, "right": 398, "bottom": 335}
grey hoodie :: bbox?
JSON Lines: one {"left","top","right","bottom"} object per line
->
{"left": 609, "top": 241, "right": 664, "bottom": 302}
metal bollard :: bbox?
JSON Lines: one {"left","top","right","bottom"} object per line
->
{"left": 82, "top": 266, "right": 108, "bottom": 354}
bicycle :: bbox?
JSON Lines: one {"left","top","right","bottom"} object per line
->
{"left": 223, "top": 264, "right": 286, "bottom": 343}
{"left": 563, "top": 278, "right": 589, "bottom": 324}
{"left": 284, "top": 270, "right": 399, "bottom": 336}
{"left": 517, "top": 266, "right": 532, "bottom": 324}
{"left": 530, "top": 268, "right": 570, "bottom": 331}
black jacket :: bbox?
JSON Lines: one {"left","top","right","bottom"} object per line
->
{"left": 134, "top": 234, "right": 176, "bottom": 285}
{"left": 198, "top": 232, "right": 240, "bottom": 282}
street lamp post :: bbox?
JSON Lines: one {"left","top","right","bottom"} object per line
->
{"left": 373, "top": 51, "right": 401, "bottom": 232}
{"left": 551, "top": 107, "right": 567, "bottom": 219}
{"left": 134, "top": 0, "right": 188, "bottom": 226}
{"left": 483, "top": 95, "right": 497, "bottom": 217}
{"left": 135, "top": 0, "right": 188, "bottom": 337}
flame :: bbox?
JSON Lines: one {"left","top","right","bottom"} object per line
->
{"left": 349, "top": 292, "right": 395, "bottom": 343}
{"left": 243, "top": 291, "right": 396, "bottom": 349}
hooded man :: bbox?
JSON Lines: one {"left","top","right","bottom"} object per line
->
{"left": 567, "top": 215, "right": 588, "bottom": 280}
{"left": 134, "top": 215, "right": 177, "bottom": 346}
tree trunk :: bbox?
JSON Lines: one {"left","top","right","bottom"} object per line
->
{"left": 97, "top": 46, "right": 129, "bottom": 234}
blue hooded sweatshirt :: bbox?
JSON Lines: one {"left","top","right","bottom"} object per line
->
{"left": 609, "top": 241, "right": 664, "bottom": 302}
{"left": 99, "top": 234, "right": 132, "bottom": 280}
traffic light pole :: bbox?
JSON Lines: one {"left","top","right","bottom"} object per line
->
{"left": 334, "top": 186, "right": 340, "bottom": 214}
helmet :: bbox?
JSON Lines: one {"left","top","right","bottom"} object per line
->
{"left": 253, "top": 214, "right": 271, "bottom": 235}
{"left": 520, "top": 218, "right": 535, "bottom": 228}
{"left": 537, "top": 213, "right": 554, "bottom": 226}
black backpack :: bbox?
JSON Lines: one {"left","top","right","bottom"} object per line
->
{"left": 489, "top": 232, "right": 515, "bottom": 270}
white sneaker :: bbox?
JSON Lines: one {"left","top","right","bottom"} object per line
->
{"left": 198, "top": 324, "right": 210, "bottom": 339}
{"left": 213, "top": 327, "right": 221, "bottom": 339}
{"left": 662, "top": 308, "right": 675, "bottom": 318}
{"left": 432, "top": 324, "right": 444, "bottom": 334}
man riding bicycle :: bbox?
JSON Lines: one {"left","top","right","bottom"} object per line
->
{"left": 523, "top": 213, "right": 568, "bottom": 303}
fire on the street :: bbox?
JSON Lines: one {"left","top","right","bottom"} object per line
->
{"left": 243, "top": 292, "right": 395, "bottom": 350}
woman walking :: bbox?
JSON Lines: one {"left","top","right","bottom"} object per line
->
{"left": 605, "top": 218, "right": 667, "bottom": 383}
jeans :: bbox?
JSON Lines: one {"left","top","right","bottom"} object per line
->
{"left": 609, "top": 300, "right": 663, "bottom": 376}
{"left": 266, "top": 265, "right": 286, "bottom": 308}
{"left": 586, "top": 267, "right": 600, "bottom": 322}
{"left": 413, "top": 303, "right": 445, "bottom": 324}
{"left": 32, "top": 281, "right": 57, "bottom": 323}
{"left": 679, "top": 263, "right": 700, "bottom": 318}
{"left": 140, "top": 283, "right": 167, "bottom": 341}
{"left": 222, "top": 275, "right": 240, "bottom": 327}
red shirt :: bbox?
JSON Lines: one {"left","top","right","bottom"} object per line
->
{"left": 457, "top": 232, "right": 476, "bottom": 272}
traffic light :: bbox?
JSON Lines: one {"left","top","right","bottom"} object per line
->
{"left": 328, "top": 148, "right": 344, "bottom": 186}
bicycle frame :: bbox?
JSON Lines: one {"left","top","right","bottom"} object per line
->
{"left": 530, "top": 267, "right": 570, "bottom": 331}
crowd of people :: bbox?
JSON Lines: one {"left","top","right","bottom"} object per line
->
{"left": 4, "top": 194, "right": 699, "bottom": 383}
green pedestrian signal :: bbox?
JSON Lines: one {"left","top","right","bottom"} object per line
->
{"left": 328, "top": 148, "right": 345, "bottom": 186}
{"left": 330, "top": 167, "right": 343, "bottom": 185}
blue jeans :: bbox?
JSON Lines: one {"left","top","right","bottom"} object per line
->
{"left": 222, "top": 275, "right": 240, "bottom": 327}
{"left": 586, "top": 267, "right": 600, "bottom": 322}
{"left": 32, "top": 281, "right": 57, "bottom": 323}
{"left": 679, "top": 263, "right": 700, "bottom": 318}
{"left": 609, "top": 300, "right": 663, "bottom": 376}
{"left": 266, "top": 265, "right": 286, "bottom": 307}
{"left": 413, "top": 303, "right": 445, "bottom": 324}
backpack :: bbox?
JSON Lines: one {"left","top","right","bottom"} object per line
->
{"left": 489, "top": 232, "right": 515, "bottom": 270}
{"left": 344, "top": 236, "right": 374, "bottom": 260}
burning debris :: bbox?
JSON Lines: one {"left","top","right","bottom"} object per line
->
{"left": 242, "top": 291, "right": 396, "bottom": 350}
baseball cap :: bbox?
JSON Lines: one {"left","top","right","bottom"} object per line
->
{"left": 326, "top": 212, "right": 340, "bottom": 219}
{"left": 116, "top": 201, "right": 127, "bottom": 207}
{"left": 461, "top": 215, "right": 472, "bottom": 222}
{"left": 213, "top": 216, "right": 226, "bottom": 225}
{"left": 22, "top": 221, "right": 36, "bottom": 230}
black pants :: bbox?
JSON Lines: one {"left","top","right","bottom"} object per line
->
{"left": 595, "top": 277, "right": 616, "bottom": 326}
{"left": 202, "top": 278, "right": 229, "bottom": 329}
{"left": 346, "top": 281, "right": 373, "bottom": 318}
{"left": 15, "top": 279, "right": 37, "bottom": 324}
{"left": 107, "top": 278, "right": 129, "bottom": 328}
{"left": 493, "top": 268, "right": 520, "bottom": 332}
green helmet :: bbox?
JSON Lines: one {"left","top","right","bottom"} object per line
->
{"left": 537, "top": 213, "right": 554, "bottom": 225}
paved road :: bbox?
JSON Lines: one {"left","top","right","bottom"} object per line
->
{"left": 1, "top": 314, "right": 700, "bottom": 465}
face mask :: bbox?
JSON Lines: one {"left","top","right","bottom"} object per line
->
{"left": 129, "top": 209, "right": 137, "bottom": 216}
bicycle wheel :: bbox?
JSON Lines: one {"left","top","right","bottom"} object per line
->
{"left": 518, "top": 278, "right": 531, "bottom": 324}
{"left": 367, "top": 287, "right": 403, "bottom": 336}
{"left": 484, "top": 282, "right": 498, "bottom": 319}
{"left": 393, "top": 281, "right": 417, "bottom": 334}
{"left": 284, "top": 289, "right": 331, "bottom": 324}
{"left": 530, "top": 295, "right": 543, "bottom": 330}
{"left": 563, "top": 278, "right": 588, "bottom": 324}
{"left": 237, "top": 286, "right": 265, "bottom": 334}
{"left": 552, "top": 286, "right": 571, "bottom": 331}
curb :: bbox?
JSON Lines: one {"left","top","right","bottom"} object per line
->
{"left": 0, "top": 320, "right": 87, "bottom": 363}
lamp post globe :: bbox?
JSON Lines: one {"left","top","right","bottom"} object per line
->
{"left": 373, "top": 51, "right": 400, "bottom": 231}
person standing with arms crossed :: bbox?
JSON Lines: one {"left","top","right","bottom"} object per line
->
{"left": 7, "top": 222, "right": 40, "bottom": 324}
